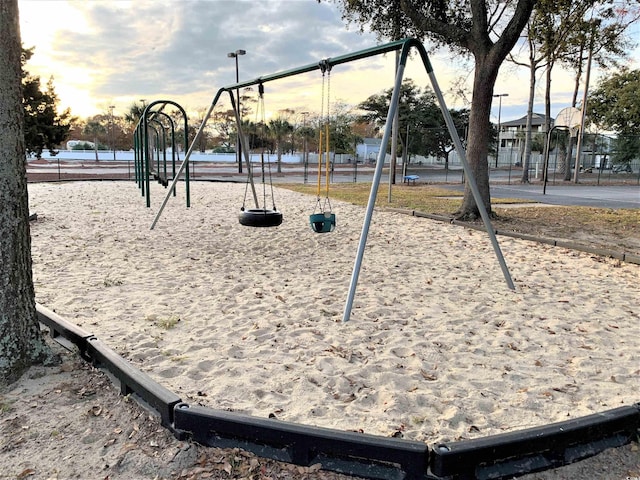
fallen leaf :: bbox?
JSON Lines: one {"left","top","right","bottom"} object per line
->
{"left": 420, "top": 370, "right": 438, "bottom": 381}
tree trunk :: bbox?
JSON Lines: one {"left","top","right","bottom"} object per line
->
{"left": 564, "top": 135, "right": 575, "bottom": 180}
{"left": 541, "top": 59, "right": 554, "bottom": 184}
{"left": 457, "top": 58, "right": 496, "bottom": 219}
{"left": 0, "top": 0, "right": 55, "bottom": 386}
{"left": 520, "top": 57, "right": 537, "bottom": 184}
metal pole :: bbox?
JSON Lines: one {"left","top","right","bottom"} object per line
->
{"left": 228, "top": 49, "right": 246, "bottom": 174}
{"left": 109, "top": 105, "right": 116, "bottom": 162}
{"left": 388, "top": 50, "right": 400, "bottom": 202}
{"left": 342, "top": 49, "right": 408, "bottom": 322}
{"left": 236, "top": 56, "right": 242, "bottom": 175}
{"left": 493, "top": 94, "right": 508, "bottom": 168}
{"left": 230, "top": 90, "right": 259, "bottom": 207}
{"left": 429, "top": 70, "right": 514, "bottom": 291}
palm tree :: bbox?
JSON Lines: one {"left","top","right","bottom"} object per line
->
{"left": 124, "top": 101, "right": 146, "bottom": 126}
{"left": 268, "top": 118, "right": 293, "bottom": 173}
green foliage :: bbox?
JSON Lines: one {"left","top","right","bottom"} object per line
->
{"left": 530, "top": 133, "right": 547, "bottom": 153}
{"left": 611, "top": 135, "right": 640, "bottom": 165}
{"left": 21, "top": 48, "right": 73, "bottom": 158}
{"left": 124, "top": 101, "right": 146, "bottom": 125}
{"left": 358, "top": 79, "right": 468, "bottom": 160}
{"left": 588, "top": 68, "right": 640, "bottom": 135}
{"left": 336, "top": 0, "right": 536, "bottom": 217}
{"left": 70, "top": 142, "right": 95, "bottom": 151}
{"left": 211, "top": 146, "right": 235, "bottom": 153}
{"left": 337, "top": 0, "right": 470, "bottom": 47}
{"left": 327, "top": 102, "right": 361, "bottom": 154}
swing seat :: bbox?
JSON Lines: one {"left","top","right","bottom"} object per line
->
{"left": 309, "top": 212, "right": 336, "bottom": 233}
{"left": 239, "top": 208, "right": 283, "bottom": 228}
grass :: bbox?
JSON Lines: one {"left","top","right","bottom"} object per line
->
{"left": 145, "top": 314, "right": 181, "bottom": 330}
{"left": 279, "top": 183, "right": 640, "bottom": 255}
{"left": 0, "top": 399, "right": 15, "bottom": 415}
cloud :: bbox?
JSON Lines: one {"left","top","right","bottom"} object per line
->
{"left": 24, "top": 0, "right": 634, "bottom": 120}
{"left": 40, "top": 0, "right": 381, "bottom": 111}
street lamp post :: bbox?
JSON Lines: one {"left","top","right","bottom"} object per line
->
{"left": 108, "top": 105, "right": 116, "bottom": 161}
{"left": 228, "top": 49, "right": 246, "bottom": 174}
{"left": 301, "top": 111, "right": 309, "bottom": 182}
{"left": 493, "top": 93, "right": 508, "bottom": 168}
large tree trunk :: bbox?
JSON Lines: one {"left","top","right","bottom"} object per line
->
{"left": 0, "top": 0, "right": 55, "bottom": 386}
{"left": 454, "top": 0, "right": 536, "bottom": 219}
{"left": 457, "top": 57, "right": 497, "bottom": 219}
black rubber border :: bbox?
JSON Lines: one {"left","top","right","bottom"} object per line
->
{"left": 430, "top": 405, "right": 640, "bottom": 478}
{"left": 36, "top": 303, "right": 94, "bottom": 360}
{"left": 174, "top": 403, "right": 428, "bottom": 479}
{"left": 35, "top": 300, "right": 640, "bottom": 480}
{"left": 85, "top": 337, "right": 182, "bottom": 429}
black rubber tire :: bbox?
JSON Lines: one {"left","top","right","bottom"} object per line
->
{"left": 238, "top": 209, "right": 283, "bottom": 227}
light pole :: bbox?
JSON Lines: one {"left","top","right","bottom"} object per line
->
{"left": 228, "top": 49, "right": 246, "bottom": 173}
{"left": 493, "top": 93, "right": 508, "bottom": 168}
{"left": 108, "top": 105, "right": 116, "bottom": 161}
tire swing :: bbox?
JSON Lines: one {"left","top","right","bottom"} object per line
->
{"left": 310, "top": 60, "right": 336, "bottom": 234}
{"left": 239, "top": 83, "right": 283, "bottom": 228}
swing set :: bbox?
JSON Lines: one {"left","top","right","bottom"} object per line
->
{"left": 133, "top": 100, "right": 190, "bottom": 209}
{"left": 149, "top": 37, "right": 515, "bottom": 321}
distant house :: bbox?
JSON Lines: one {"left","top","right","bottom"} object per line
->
{"left": 356, "top": 138, "right": 382, "bottom": 162}
{"left": 499, "top": 113, "right": 552, "bottom": 151}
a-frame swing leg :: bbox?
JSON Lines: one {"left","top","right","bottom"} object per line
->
{"left": 341, "top": 41, "right": 514, "bottom": 322}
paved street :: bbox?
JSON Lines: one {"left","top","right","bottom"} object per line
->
{"left": 443, "top": 184, "right": 640, "bottom": 209}
{"left": 27, "top": 160, "right": 639, "bottom": 209}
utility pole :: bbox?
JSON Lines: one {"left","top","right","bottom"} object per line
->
{"left": 228, "top": 49, "right": 246, "bottom": 174}
{"left": 108, "top": 105, "right": 116, "bottom": 161}
{"left": 493, "top": 93, "right": 508, "bottom": 168}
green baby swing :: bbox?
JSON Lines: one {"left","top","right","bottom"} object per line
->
{"left": 310, "top": 61, "right": 336, "bottom": 233}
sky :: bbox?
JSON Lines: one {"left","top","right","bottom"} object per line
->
{"left": 17, "top": 0, "right": 640, "bottom": 126}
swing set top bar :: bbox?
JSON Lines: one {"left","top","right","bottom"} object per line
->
{"left": 219, "top": 38, "right": 432, "bottom": 94}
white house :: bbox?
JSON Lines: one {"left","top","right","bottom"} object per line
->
{"left": 355, "top": 138, "right": 382, "bottom": 162}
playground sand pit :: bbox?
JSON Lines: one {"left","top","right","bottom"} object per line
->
{"left": 10, "top": 180, "right": 640, "bottom": 477}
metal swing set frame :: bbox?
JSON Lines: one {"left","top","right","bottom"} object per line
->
{"left": 150, "top": 37, "right": 514, "bottom": 322}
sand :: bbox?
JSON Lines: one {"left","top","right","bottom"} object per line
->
{"left": 25, "top": 180, "right": 639, "bottom": 447}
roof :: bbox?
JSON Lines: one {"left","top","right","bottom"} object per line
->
{"left": 501, "top": 113, "right": 552, "bottom": 128}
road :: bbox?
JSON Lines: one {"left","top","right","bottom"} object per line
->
{"left": 27, "top": 160, "right": 639, "bottom": 209}
{"left": 442, "top": 184, "right": 640, "bottom": 209}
